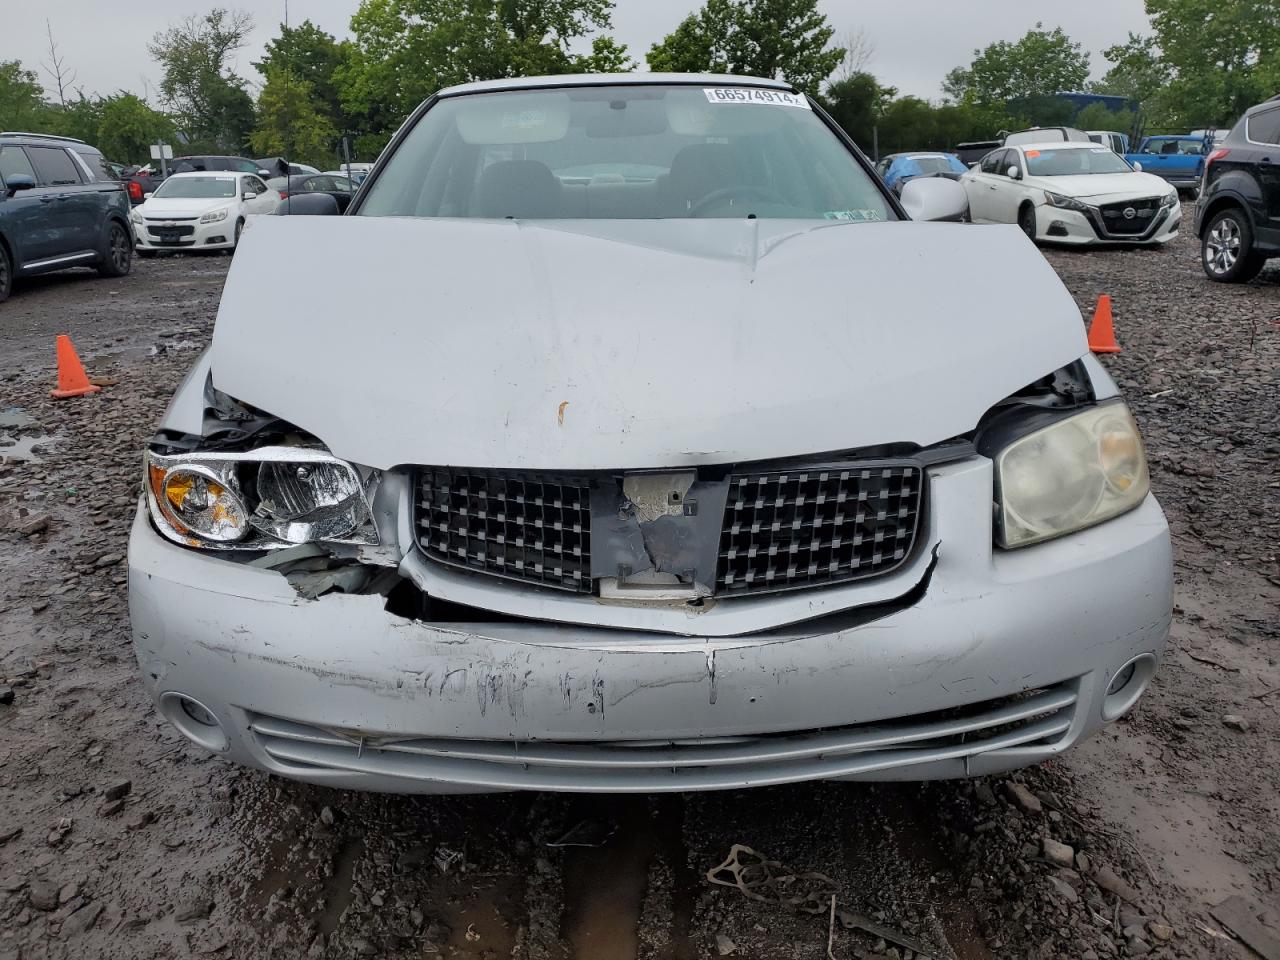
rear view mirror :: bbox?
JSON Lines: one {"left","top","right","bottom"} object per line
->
{"left": 1007, "top": 165, "right": 1022, "bottom": 180}
{"left": 5, "top": 174, "right": 35, "bottom": 196}
{"left": 899, "top": 177, "right": 968, "bottom": 222}
{"left": 275, "top": 193, "right": 339, "bottom": 216}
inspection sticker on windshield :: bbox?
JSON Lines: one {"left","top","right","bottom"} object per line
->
{"left": 704, "top": 88, "right": 810, "bottom": 109}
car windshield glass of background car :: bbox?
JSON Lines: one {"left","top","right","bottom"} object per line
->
{"left": 154, "top": 176, "right": 237, "bottom": 199}
{"left": 1025, "top": 148, "right": 1133, "bottom": 177}
{"left": 358, "top": 84, "right": 893, "bottom": 221}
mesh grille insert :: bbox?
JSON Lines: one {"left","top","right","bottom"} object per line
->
{"left": 416, "top": 469, "right": 592, "bottom": 593}
{"left": 1098, "top": 197, "right": 1160, "bottom": 235}
{"left": 716, "top": 463, "right": 922, "bottom": 595}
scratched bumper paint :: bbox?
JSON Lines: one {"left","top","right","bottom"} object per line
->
{"left": 127, "top": 455, "right": 1173, "bottom": 793}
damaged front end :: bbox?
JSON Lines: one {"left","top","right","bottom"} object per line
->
{"left": 143, "top": 379, "right": 402, "bottom": 600}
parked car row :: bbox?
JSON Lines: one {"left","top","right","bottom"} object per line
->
{"left": 874, "top": 95, "right": 1279, "bottom": 283}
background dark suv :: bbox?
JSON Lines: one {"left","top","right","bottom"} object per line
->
{"left": 1195, "top": 96, "right": 1280, "bottom": 283}
{"left": 0, "top": 132, "right": 133, "bottom": 303}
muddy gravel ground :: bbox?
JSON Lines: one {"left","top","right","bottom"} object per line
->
{"left": 1, "top": 212, "right": 1277, "bottom": 960}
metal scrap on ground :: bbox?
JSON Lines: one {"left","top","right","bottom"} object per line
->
{"left": 706, "top": 844, "right": 941, "bottom": 958}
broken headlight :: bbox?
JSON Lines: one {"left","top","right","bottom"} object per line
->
{"left": 145, "top": 446, "right": 376, "bottom": 550}
{"left": 993, "top": 401, "right": 1149, "bottom": 548}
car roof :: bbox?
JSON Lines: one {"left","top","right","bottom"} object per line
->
{"left": 165, "top": 171, "right": 239, "bottom": 179}
{"left": 1007, "top": 141, "right": 1099, "bottom": 152}
{"left": 0, "top": 131, "right": 87, "bottom": 144}
{"left": 437, "top": 71, "right": 792, "bottom": 97}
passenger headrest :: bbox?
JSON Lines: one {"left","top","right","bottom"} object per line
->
{"left": 477, "top": 160, "right": 562, "bottom": 219}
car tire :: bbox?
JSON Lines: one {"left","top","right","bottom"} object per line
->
{"left": 0, "top": 244, "right": 12, "bottom": 304}
{"left": 1017, "top": 203, "right": 1037, "bottom": 241}
{"left": 1202, "top": 208, "right": 1266, "bottom": 283}
{"left": 97, "top": 221, "right": 132, "bottom": 277}
{"left": 232, "top": 218, "right": 244, "bottom": 251}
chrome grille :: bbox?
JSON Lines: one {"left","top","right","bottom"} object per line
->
{"left": 416, "top": 469, "right": 592, "bottom": 592}
{"left": 716, "top": 463, "right": 922, "bottom": 595}
{"left": 1098, "top": 197, "right": 1159, "bottom": 235}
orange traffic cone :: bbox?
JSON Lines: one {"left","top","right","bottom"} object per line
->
{"left": 50, "top": 335, "right": 102, "bottom": 399}
{"left": 1087, "top": 295, "right": 1121, "bottom": 354}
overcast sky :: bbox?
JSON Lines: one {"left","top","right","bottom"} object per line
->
{"left": 2, "top": 0, "right": 1152, "bottom": 103}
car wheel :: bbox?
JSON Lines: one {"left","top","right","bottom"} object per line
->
{"left": 0, "top": 244, "right": 12, "bottom": 304}
{"left": 97, "top": 222, "right": 132, "bottom": 277}
{"left": 1202, "top": 208, "right": 1265, "bottom": 283}
{"left": 1017, "top": 204, "right": 1037, "bottom": 241}
{"left": 232, "top": 218, "right": 244, "bottom": 250}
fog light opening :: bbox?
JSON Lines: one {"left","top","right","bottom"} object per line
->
{"left": 160, "top": 693, "right": 229, "bottom": 752}
{"left": 1101, "top": 654, "right": 1156, "bottom": 721}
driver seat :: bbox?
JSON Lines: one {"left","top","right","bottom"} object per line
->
{"left": 661, "top": 143, "right": 744, "bottom": 216}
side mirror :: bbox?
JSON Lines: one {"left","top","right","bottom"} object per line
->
{"left": 5, "top": 174, "right": 36, "bottom": 196}
{"left": 258, "top": 169, "right": 272, "bottom": 178}
{"left": 899, "top": 176, "right": 968, "bottom": 222}
{"left": 274, "top": 192, "right": 339, "bottom": 216}
{"left": 1007, "top": 165, "right": 1022, "bottom": 180}
{"left": 1132, "top": 161, "right": 1143, "bottom": 172}
{"left": 243, "top": 191, "right": 255, "bottom": 201}
{"left": 144, "top": 192, "right": 154, "bottom": 199}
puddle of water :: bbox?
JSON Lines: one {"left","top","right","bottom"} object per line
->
{"left": 434, "top": 874, "right": 524, "bottom": 956}
{"left": 317, "top": 836, "right": 364, "bottom": 937}
{"left": 560, "top": 796, "right": 660, "bottom": 960}
{"left": 0, "top": 433, "right": 60, "bottom": 464}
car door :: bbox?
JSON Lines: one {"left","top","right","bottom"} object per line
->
{"left": 20, "top": 145, "right": 94, "bottom": 262}
{"left": 1247, "top": 106, "right": 1280, "bottom": 233}
{"left": 963, "top": 150, "right": 1003, "bottom": 222}
{"left": 0, "top": 145, "right": 58, "bottom": 263}
{"left": 241, "top": 175, "right": 276, "bottom": 215}
{"left": 987, "top": 148, "right": 1028, "bottom": 224}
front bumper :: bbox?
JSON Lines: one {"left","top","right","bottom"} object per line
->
{"left": 1035, "top": 202, "right": 1180, "bottom": 246}
{"left": 134, "top": 217, "right": 235, "bottom": 251}
{"left": 128, "top": 457, "right": 1173, "bottom": 794}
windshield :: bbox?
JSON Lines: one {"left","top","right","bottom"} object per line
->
{"left": 154, "top": 176, "right": 236, "bottom": 199}
{"left": 906, "top": 156, "right": 963, "bottom": 175}
{"left": 1024, "top": 148, "right": 1133, "bottom": 176}
{"left": 357, "top": 84, "right": 892, "bottom": 221}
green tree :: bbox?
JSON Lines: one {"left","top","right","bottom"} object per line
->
{"left": 148, "top": 9, "right": 257, "bottom": 151}
{"left": 250, "top": 71, "right": 339, "bottom": 167}
{"left": 254, "top": 20, "right": 352, "bottom": 136}
{"left": 819, "top": 72, "right": 895, "bottom": 151}
{"left": 647, "top": 0, "right": 844, "bottom": 95}
{"left": 96, "top": 94, "right": 177, "bottom": 163}
{"left": 1092, "top": 33, "right": 1171, "bottom": 105}
{"left": 1073, "top": 101, "right": 1138, "bottom": 138}
{"left": 1141, "top": 0, "right": 1280, "bottom": 127}
{"left": 0, "top": 60, "right": 51, "bottom": 131}
{"left": 943, "top": 24, "right": 1090, "bottom": 104}
{"left": 339, "top": 0, "right": 630, "bottom": 150}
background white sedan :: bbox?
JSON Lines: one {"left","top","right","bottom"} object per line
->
{"left": 131, "top": 172, "right": 279, "bottom": 256}
{"left": 960, "top": 142, "right": 1181, "bottom": 245}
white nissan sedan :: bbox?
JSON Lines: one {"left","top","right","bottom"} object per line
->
{"left": 961, "top": 141, "right": 1180, "bottom": 245}
{"left": 128, "top": 74, "right": 1171, "bottom": 795}
{"left": 132, "top": 171, "right": 279, "bottom": 255}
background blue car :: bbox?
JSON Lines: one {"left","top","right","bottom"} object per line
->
{"left": 875, "top": 152, "right": 970, "bottom": 195}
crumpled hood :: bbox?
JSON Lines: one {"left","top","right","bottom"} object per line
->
{"left": 1037, "top": 172, "right": 1174, "bottom": 201}
{"left": 210, "top": 216, "right": 1087, "bottom": 471}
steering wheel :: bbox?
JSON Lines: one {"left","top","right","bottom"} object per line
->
{"left": 689, "top": 184, "right": 791, "bottom": 217}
